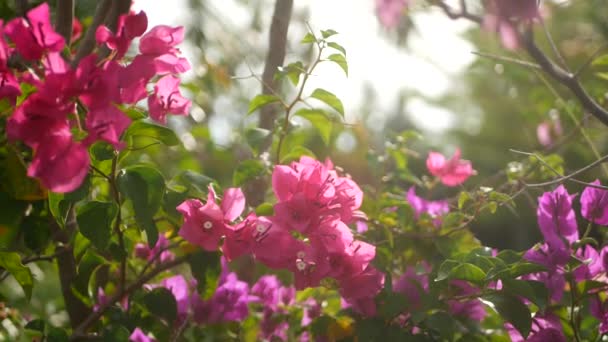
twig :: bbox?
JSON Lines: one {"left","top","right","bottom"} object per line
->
{"left": 72, "top": 0, "right": 113, "bottom": 67}
{"left": 510, "top": 149, "right": 608, "bottom": 189}
{"left": 574, "top": 43, "right": 608, "bottom": 78}
{"left": 109, "top": 156, "right": 126, "bottom": 293}
{"left": 70, "top": 255, "right": 190, "bottom": 340}
{"left": 540, "top": 18, "right": 568, "bottom": 71}
{"left": 472, "top": 51, "right": 541, "bottom": 70}
{"left": 55, "top": 0, "right": 74, "bottom": 45}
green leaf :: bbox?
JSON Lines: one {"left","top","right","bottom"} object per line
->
{"left": 435, "top": 260, "right": 460, "bottom": 282}
{"left": 448, "top": 263, "right": 487, "bottom": 285}
{"left": 502, "top": 278, "right": 548, "bottom": 309}
{"left": 77, "top": 201, "right": 118, "bottom": 249}
{"left": 592, "top": 54, "right": 608, "bottom": 66}
{"left": 294, "top": 109, "right": 333, "bottom": 145}
{"left": 327, "top": 54, "right": 348, "bottom": 76}
{"left": 458, "top": 192, "right": 471, "bottom": 210}
{"left": 123, "top": 121, "right": 180, "bottom": 146}
{"left": 24, "top": 319, "right": 45, "bottom": 333}
{"left": 327, "top": 42, "right": 346, "bottom": 56}
{"left": 310, "top": 88, "right": 344, "bottom": 116}
{"left": 483, "top": 293, "right": 531, "bottom": 338}
{"left": 1, "top": 146, "right": 47, "bottom": 200}
{"left": 47, "top": 327, "right": 69, "bottom": 342}
{"left": 233, "top": 159, "right": 266, "bottom": 187}
{"left": 172, "top": 170, "right": 215, "bottom": 198}
{"left": 301, "top": 32, "right": 317, "bottom": 44}
{"left": 255, "top": 202, "right": 274, "bottom": 216}
{"left": 248, "top": 94, "right": 281, "bottom": 114}
{"left": 378, "top": 291, "right": 408, "bottom": 319}
{"left": 277, "top": 61, "right": 305, "bottom": 86}
{"left": 117, "top": 165, "right": 165, "bottom": 247}
{"left": 0, "top": 252, "right": 33, "bottom": 300}
{"left": 143, "top": 287, "right": 178, "bottom": 324}
{"left": 90, "top": 142, "right": 115, "bottom": 161}
{"left": 321, "top": 29, "right": 339, "bottom": 38}
{"left": 508, "top": 262, "right": 547, "bottom": 278}
{"left": 189, "top": 251, "right": 221, "bottom": 299}
{"left": 244, "top": 127, "right": 271, "bottom": 152}
{"left": 496, "top": 250, "right": 523, "bottom": 264}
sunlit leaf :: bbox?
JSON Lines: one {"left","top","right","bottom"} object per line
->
{"left": 310, "top": 88, "right": 344, "bottom": 116}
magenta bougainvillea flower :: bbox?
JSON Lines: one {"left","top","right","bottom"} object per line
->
{"left": 177, "top": 186, "right": 245, "bottom": 251}
{"left": 375, "top": 0, "right": 408, "bottom": 29}
{"left": 129, "top": 328, "right": 156, "bottom": 342}
{"left": 426, "top": 148, "right": 476, "bottom": 186}
{"left": 537, "top": 185, "right": 578, "bottom": 252}
{"left": 406, "top": 186, "right": 450, "bottom": 225}
{"left": 134, "top": 234, "right": 174, "bottom": 263}
{"left": 581, "top": 180, "right": 608, "bottom": 225}
{"left": 96, "top": 11, "right": 148, "bottom": 59}
{"left": 506, "top": 313, "right": 566, "bottom": 342}
{"left": 5, "top": 3, "right": 65, "bottom": 60}
{"left": 483, "top": 0, "right": 540, "bottom": 50}
{"left": 148, "top": 74, "right": 191, "bottom": 123}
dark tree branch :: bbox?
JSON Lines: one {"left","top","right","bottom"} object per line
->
{"left": 259, "top": 0, "right": 294, "bottom": 131}
{"left": 71, "top": 0, "right": 113, "bottom": 67}
{"left": 435, "top": 1, "right": 608, "bottom": 128}
{"left": 55, "top": 0, "right": 74, "bottom": 45}
{"left": 51, "top": 207, "right": 92, "bottom": 330}
{"left": 70, "top": 255, "right": 190, "bottom": 340}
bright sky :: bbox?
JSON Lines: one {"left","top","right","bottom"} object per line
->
{"left": 133, "top": 0, "right": 478, "bottom": 144}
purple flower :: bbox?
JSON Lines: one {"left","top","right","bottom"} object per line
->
{"left": 581, "top": 180, "right": 608, "bottom": 225}
{"left": 193, "top": 268, "right": 253, "bottom": 324}
{"left": 375, "top": 0, "right": 408, "bottom": 29}
{"left": 506, "top": 313, "right": 566, "bottom": 342}
{"left": 406, "top": 187, "right": 449, "bottom": 225}
{"left": 129, "top": 328, "right": 156, "bottom": 342}
{"left": 573, "top": 245, "right": 602, "bottom": 281}
{"left": 394, "top": 264, "right": 430, "bottom": 309}
{"left": 160, "top": 275, "right": 191, "bottom": 322}
{"left": 301, "top": 298, "right": 321, "bottom": 327}
{"left": 251, "top": 275, "right": 281, "bottom": 309}
{"left": 447, "top": 280, "right": 486, "bottom": 322}
{"left": 524, "top": 243, "right": 567, "bottom": 302}
{"left": 537, "top": 185, "right": 578, "bottom": 252}
{"left": 591, "top": 296, "right": 608, "bottom": 334}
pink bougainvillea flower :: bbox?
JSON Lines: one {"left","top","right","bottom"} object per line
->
{"left": 129, "top": 328, "right": 156, "bottom": 342}
{"left": 591, "top": 296, "right": 608, "bottom": 335}
{"left": 5, "top": 3, "right": 65, "bottom": 60}
{"left": 581, "top": 180, "right": 608, "bottom": 225}
{"left": 523, "top": 243, "right": 567, "bottom": 302}
{"left": 27, "top": 129, "right": 90, "bottom": 193}
{"left": 447, "top": 280, "right": 487, "bottom": 322}
{"left": 537, "top": 185, "right": 578, "bottom": 252}
{"left": 139, "top": 25, "right": 185, "bottom": 56}
{"left": 84, "top": 105, "right": 131, "bottom": 150}
{"left": 338, "top": 265, "right": 384, "bottom": 317}
{"left": 483, "top": 0, "right": 540, "bottom": 50}
{"left": 573, "top": 245, "right": 602, "bottom": 282}
{"left": 536, "top": 115, "right": 563, "bottom": 147}
{"left": 96, "top": 11, "right": 148, "bottom": 59}
{"left": 134, "top": 234, "right": 174, "bottom": 263}
{"left": 426, "top": 148, "right": 476, "bottom": 186}
{"left": 394, "top": 263, "right": 430, "bottom": 309}
{"left": 177, "top": 186, "right": 245, "bottom": 251}
{"left": 148, "top": 74, "right": 191, "bottom": 123}
{"left": 375, "top": 0, "right": 408, "bottom": 29}
{"left": 406, "top": 186, "right": 450, "bottom": 225}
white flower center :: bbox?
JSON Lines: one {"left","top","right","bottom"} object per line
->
{"left": 296, "top": 260, "right": 307, "bottom": 271}
{"left": 203, "top": 221, "right": 213, "bottom": 230}
{"left": 256, "top": 224, "right": 267, "bottom": 233}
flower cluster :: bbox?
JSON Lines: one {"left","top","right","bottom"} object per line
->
{"left": 4, "top": 4, "right": 190, "bottom": 192}
{"left": 483, "top": 0, "right": 540, "bottom": 49}
{"left": 178, "top": 156, "right": 384, "bottom": 316}
{"left": 426, "top": 148, "right": 476, "bottom": 187}
{"left": 521, "top": 182, "right": 608, "bottom": 338}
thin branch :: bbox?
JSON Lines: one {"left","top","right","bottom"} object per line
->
{"left": 70, "top": 255, "right": 190, "bottom": 340}
{"left": 55, "top": 0, "right": 74, "bottom": 45}
{"left": 72, "top": 0, "right": 113, "bottom": 67}
{"left": 540, "top": 18, "right": 568, "bottom": 71}
{"left": 510, "top": 149, "right": 608, "bottom": 189}
{"left": 472, "top": 51, "right": 541, "bottom": 70}
{"left": 436, "top": 0, "right": 608, "bottom": 128}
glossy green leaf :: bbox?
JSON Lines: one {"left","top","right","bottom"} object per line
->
{"left": 77, "top": 201, "right": 118, "bottom": 249}
{"left": 321, "top": 29, "right": 338, "bottom": 38}
{"left": 90, "top": 142, "right": 115, "bottom": 161}
{"left": 123, "top": 121, "right": 180, "bottom": 147}
{"left": 1, "top": 146, "right": 46, "bottom": 200}
{"left": 301, "top": 32, "right": 317, "bottom": 44}
{"left": 448, "top": 263, "right": 486, "bottom": 285}
{"left": 294, "top": 109, "right": 332, "bottom": 145}
{"left": 189, "top": 251, "right": 221, "bottom": 299}
{"left": 327, "top": 53, "right": 348, "bottom": 76}
{"left": 117, "top": 165, "right": 165, "bottom": 247}
{"left": 502, "top": 278, "right": 548, "bottom": 309}
{"left": 327, "top": 41, "right": 346, "bottom": 56}
{"left": 483, "top": 293, "right": 531, "bottom": 339}
{"left": 310, "top": 88, "right": 344, "bottom": 116}
{"left": 143, "top": 287, "right": 178, "bottom": 324}
{"left": 245, "top": 127, "right": 271, "bottom": 152}
{"left": 248, "top": 94, "right": 281, "bottom": 114}
{"left": 0, "top": 252, "right": 33, "bottom": 300}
